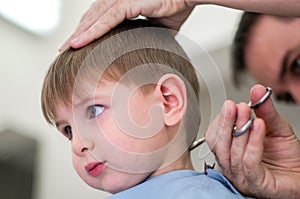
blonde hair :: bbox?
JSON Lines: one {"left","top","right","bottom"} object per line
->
{"left": 41, "top": 19, "right": 200, "bottom": 125}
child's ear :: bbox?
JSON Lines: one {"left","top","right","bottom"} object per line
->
{"left": 154, "top": 74, "right": 187, "bottom": 126}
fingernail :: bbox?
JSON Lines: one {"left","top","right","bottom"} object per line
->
{"left": 59, "top": 43, "right": 68, "bottom": 52}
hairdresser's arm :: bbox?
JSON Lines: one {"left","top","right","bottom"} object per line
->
{"left": 205, "top": 84, "right": 300, "bottom": 199}
{"left": 59, "top": 0, "right": 300, "bottom": 51}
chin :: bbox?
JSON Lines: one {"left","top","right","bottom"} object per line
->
{"left": 104, "top": 175, "right": 147, "bottom": 194}
{"left": 101, "top": 180, "right": 133, "bottom": 194}
{"left": 84, "top": 174, "right": 131, "bottom": 194}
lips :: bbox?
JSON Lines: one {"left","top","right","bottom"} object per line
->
{"left": 85, "top": 162, "right": 105, "bottom": 177}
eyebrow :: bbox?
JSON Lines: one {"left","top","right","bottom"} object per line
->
{"left": 279, "top": 50, "right": 292, "bottom": 81}
{"left": 73, "top": 97, "right": 92, "bottom": 108}
{"left": 73, "top": 93, "right": 111, "bottom": 107}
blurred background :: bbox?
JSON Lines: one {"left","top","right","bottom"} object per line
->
{"left": 1, "top": 1, "right": 299, "bottom": 198}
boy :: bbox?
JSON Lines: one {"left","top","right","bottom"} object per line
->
{"left": 41, "top": 19, "right": 244, "bottom": 198}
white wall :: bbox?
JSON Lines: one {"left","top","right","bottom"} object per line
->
{"left": 1, "top": 1, "right": 299, "bottom": 199}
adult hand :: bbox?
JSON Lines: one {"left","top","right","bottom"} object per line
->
{"left": 205, "top": 84, "right": 300, "bottom": 199}
{"left": 59, "top": 0, "right": 195, "bottom": 51}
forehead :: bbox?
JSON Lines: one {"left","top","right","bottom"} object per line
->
{"left": 246, "top": 16, "right": 300, "bottom": 60}
{"left": 244, "top": 16, "right": 300, "bottom": 85}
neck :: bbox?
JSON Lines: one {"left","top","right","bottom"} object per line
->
{"left": 149, "top": 151, "right": 194, "bottom": 177}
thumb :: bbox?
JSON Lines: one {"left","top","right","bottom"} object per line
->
{"left": 250, "top": 84, "right": 291, "bottom": 136}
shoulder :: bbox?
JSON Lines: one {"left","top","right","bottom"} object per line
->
{"left": 108, "top": 170, "right": 245, "bottom": 199}
{"left": 166, "top": 170, "right": 245, "bottom": 198}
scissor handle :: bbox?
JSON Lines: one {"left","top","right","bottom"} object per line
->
{"left": 248, "top": 87, "right": 272, "bottom": 109}
{"left": 190, "top": 86, "right": 273, "bottom": 151}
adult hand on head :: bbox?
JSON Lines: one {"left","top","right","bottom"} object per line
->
{"left": 59, "top": 0, "right": 195, "bottom": 51}
{"left": 205, "top": 84, "right": 300, "bottom": 199}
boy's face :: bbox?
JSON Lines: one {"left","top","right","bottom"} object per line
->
{"left": 245, "top": 15, "right": 300, "bottom": 104}
{"left": 54, "top": 79, "right": 181, "bottom": 193}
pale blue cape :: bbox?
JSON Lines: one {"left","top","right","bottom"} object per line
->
{"left": 108, "top": 169, "right": 245, "bottom": 198}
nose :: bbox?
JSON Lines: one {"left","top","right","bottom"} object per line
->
{"left": 71, "top": 128, "right": 94, "bottom": 156}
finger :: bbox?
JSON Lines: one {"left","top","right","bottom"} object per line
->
{"left": 242, "top": 118, "right": 266, "bottom": 189}
{"left": 70, "top": 0, "right": 145, "bottom": 49}
{"left": 149, "top": 6, "right": 194, "bottom": 30}
{"left": 250, "top": 84, "right": 291, "bottom": 136}
{"left": 205, "top": 100, "right": 237, "bottom": 172}
{"left": 59, "top": 0, "right": 119, "bottom": 51}
{"left": 230, "top": 102, "right": 252, "bottom": 175}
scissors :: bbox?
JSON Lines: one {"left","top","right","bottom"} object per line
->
{"left": 189, "top": 87, "right": 273, "bottom": 151}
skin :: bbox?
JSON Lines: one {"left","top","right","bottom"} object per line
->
{"left": 54, "top": 78, "right": 193, "bottom": 194}
{"left": 245, "top": 16, "right": 300, "bottom": 104}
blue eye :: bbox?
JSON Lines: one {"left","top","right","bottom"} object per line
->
{"left": 88, "top": 105, "right": 105, "bottom": 119}
{"left": 64, "top": 126, "right": 73, "bottom": 140}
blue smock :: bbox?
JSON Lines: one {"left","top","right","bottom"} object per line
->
{"left": 108, "top": 169, "right": 245, "bottom": 198}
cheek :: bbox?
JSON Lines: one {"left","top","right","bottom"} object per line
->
{"left": 82, "top": 106, "right": 172, "bottom": 173}
{"left": 99, "top": 119, "right": 167, "bottom": 153}
{"left": 128, "top": 94, "right": 152, "bottom": 127}
{"left": 93, "top": 119, "right": 169, "bottom": 172}
{"left": 72, "top": 155, "right": 85, "bottom": 179}
{"left": 248, "top": 64, "right": 279, "bottom": 88}
{"left": 245, "top": 39, "right": 282, "bottom": 87}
